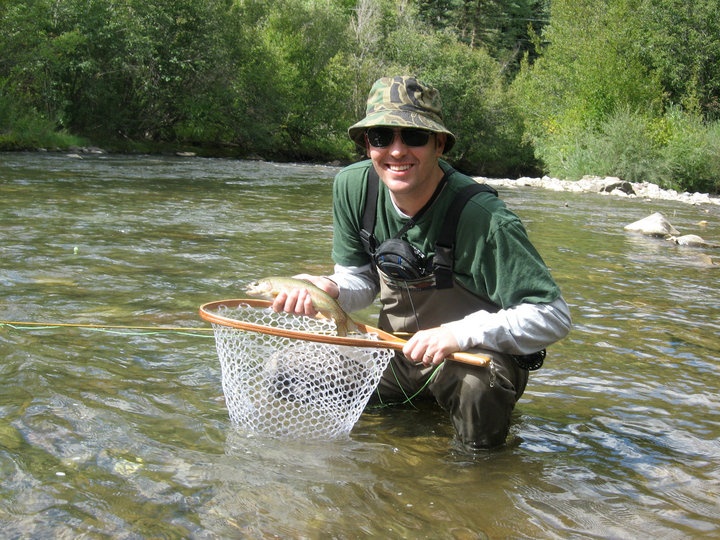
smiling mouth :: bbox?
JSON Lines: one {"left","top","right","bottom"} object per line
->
{"left": 387, "top": 164, "right": 412, "bottom": 172}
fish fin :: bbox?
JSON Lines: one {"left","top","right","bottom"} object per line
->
{"left": 335, "top": 318, "right": 360, "bottom": 337}
{"left": 346, "top": 318, "right": 360, "bottom": 335}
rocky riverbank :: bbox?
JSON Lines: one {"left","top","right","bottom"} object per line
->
{"left": 36, "top": 147, "right": 720, "bottom": 207}
{"left": 479, "top": 175, "right": 720, "bottom": 206}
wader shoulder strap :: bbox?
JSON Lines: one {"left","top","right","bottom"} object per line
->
{"left": 433, "top": 182, "right": 498, "bottom": 289}
{"left": 359, "top": 166, "right": 380, "bottom": 254}
{"left": 360, "top": 166, "right": 449, "bottom": 253}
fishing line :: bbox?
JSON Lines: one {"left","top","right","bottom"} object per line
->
{"left": 0, "top": 320, "right": 215, "bottom": 338}
{"left": 369, "top": 359, "right": 441, "bottom": 409}
{"left": 401, "top": 280, "right": 422, "bottom": 333}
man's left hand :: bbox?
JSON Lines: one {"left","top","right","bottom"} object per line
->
{"left": 402, "top": 326, "right": 460, "bottom": 366}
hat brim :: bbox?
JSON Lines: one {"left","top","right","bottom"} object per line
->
{"left": 348, "top": 111, "right": 456, "bottom": 154}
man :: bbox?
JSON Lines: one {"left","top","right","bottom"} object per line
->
{"left": 272, "top": 76, "right": 571, "bottom": 449}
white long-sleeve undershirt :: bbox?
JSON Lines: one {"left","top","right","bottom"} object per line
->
{"left": 329, "top": 264, "right": 379, "bottom": 313}
{"left": 328, "top": 263, "right": 571, "bottom": 355}
{"left": 440, "top": 296, "right": 571, "bottom": 355}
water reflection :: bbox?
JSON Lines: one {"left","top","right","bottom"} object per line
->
{"left": 1, "top": 152, "right": 719, "bottom": 538}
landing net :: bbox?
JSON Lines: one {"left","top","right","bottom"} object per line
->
{"left": 202, "top": 301, "right": 393, "bottom": 439}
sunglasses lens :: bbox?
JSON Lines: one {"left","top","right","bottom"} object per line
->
{"left": 366, "top": 127, "right": 394, "bottom": 147}
{"left": 401, "top": 129, "right": 431, "bottom": 146}
{"left": 366, "top": 127, "right": 432, "bottom": 148}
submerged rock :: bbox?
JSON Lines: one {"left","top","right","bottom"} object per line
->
{"left": 668, "top": 234, "right": 719, "bottom": 248}
{"left": 698, "top": 254, "right": 720, "bottom": 266}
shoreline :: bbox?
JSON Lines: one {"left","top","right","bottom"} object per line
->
{"left": 14, "top": 148, "right": 720, "bottom": 207}
{"left": 477, "top": 174, "right": 720, "bottom": 206}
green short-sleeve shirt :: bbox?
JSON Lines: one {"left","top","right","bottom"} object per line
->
{"left": 331, "top": 160, "right": 561, "bottom": 309}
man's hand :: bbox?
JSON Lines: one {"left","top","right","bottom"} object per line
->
{"left": 402, "top": 326, "right": 460, "bottom": 366}
{"left": 270, "top": 274, "right": 339, "bottom": 317}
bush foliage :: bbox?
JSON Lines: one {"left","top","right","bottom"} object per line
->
{"left": 511, "top": 0, "right": 720, "bottom": 192}
{"left": 1, "top": 0, "right": 718, "bottom": 192}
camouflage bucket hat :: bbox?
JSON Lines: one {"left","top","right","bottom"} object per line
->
{"left": 348, "top": 76, "right": 456, "bottom": 153}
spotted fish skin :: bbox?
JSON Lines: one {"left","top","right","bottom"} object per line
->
{"left": 246, "top": 276, "right": 358, "bottom": 336}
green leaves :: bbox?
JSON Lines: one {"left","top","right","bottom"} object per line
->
{"left": 512, "top": 0, "right": 720, "bottom": 192}
{"left": 1, "top": 0, "right": 718, "bottom": 191}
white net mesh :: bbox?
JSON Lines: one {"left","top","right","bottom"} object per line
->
{"left": 209, "top": 303, "right": 393, "bottom": 439}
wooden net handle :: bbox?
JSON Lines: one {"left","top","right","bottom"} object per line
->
{"left": 199, "top": 299, "right": 490, "bottom": 367}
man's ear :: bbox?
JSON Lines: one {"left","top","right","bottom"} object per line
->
{"left": 436, "top": 133, "right": 447, "bottom": 155}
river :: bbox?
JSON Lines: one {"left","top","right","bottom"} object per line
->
{"left": 1, "top": 152, "right": 718, "bottom": 538}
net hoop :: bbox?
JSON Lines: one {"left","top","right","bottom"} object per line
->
{"left": 199, "top": 299, "right": 489, "bottom": 366}
{"left": 200, "top": 299, "right": 404, "bottom": 348}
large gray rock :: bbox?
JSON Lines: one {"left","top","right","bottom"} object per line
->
{"left": 624, "top": 212, "right": 680, "bottom": 237}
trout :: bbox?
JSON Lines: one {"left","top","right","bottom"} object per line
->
{"left": 245, "top": 276, "right": 358, "bottom": 336}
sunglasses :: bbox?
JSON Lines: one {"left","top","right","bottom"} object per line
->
{"left": 366, "top": 127, "right": 433, "bottom": 148}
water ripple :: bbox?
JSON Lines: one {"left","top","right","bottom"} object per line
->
{"left": 1, "top": 153, "right": 718, "bottom": 538}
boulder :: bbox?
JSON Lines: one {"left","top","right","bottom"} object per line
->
{"left": 601, "top": 180, "right": 636, "bottom": 196}
{"left": 624, "top": 212, "right": 680, "bottom": 237}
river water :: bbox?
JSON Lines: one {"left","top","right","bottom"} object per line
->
{"left": 1, "top": 152, "right": 718, "bottom": 539}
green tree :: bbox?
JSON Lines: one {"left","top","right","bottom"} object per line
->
{"left": 416, "top": 0, "right": 550, "bottom": 76}
{"left": 512, "top": 0, "right": 665, "bottom": 174}
{"left": 635, "top": 0, "right": 720, "bottom": 120}
{"left": 0, "top": 0, "right": 244, "bottom": 144}
{"left": 7, "top": 0, "right": 716, "bottom": 187}
{"left": 512, "top": 0, "right": 720, "bottom": 191}
{"left": 264, "top": 0, "right": 352, "bottom": 156}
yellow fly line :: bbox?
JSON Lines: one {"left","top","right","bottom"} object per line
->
{"left": 0, "top": 320, "right": 215, "bottom": 337}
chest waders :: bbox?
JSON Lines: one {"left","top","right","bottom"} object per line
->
{"left": 359, "top": 168, "right": 535, "bottom": 448}
{"left": 359, "top": 166, "right": 545, "bottom": 371}
{"left": 358, "top": 166, "right": 544, "bottom": 448}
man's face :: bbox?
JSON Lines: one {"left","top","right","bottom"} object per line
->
{"left": 365, "top": 127, "right": 446, "bottom": 202}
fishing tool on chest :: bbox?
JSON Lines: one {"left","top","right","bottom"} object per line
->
{"left": 359, "top": 166, "right": 498, "bottom": 289}
{"left": 199, "top": 299, "right": 489, "bottom": 439}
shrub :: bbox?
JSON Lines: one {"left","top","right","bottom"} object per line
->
{"left": 660, "top": 108, "right": 720, "bottom": 193}
{"left": 526, "top": 105, "right": 720, "bottom": 193}
{"left": 0, "top": 85, "right": 85, "bottom": 150}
